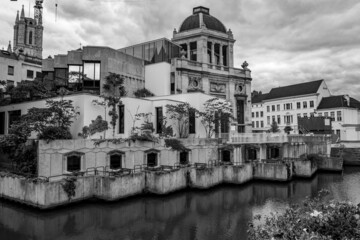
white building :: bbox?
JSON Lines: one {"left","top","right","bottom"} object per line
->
{"left": 316, "top": 95, "right": 360, "bottom": 141}
{"left": 252, "top": 79, "right": 331, "bottom": 133}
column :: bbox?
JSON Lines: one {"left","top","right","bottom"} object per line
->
{"left": 211, "top": 42, "right": 215, "bottom": 65}
{"left": 219, "top": 43, "right": 223, "bottom": 65}
{"left": 187, "top": 42, "right": 190, "bottom": 60}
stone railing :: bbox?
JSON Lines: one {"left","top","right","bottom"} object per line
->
{"left": 229, "top": 133, "right": 288, "bottom": 144}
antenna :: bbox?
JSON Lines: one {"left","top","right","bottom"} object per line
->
{"left": 55, "top": 1, "right": 58, "bottom": 22}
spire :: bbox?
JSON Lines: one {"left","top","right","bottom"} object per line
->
{"left": 7, "top": 41, "right": 12, "bottom": 52}
{"left": 20, "top": 5, "right": 25, "bottom": 19}
{"left": 15, "top": 10, "right": 19, "bottom": 23}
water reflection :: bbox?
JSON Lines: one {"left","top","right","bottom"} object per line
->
{"left": 1, "top": 167, "right": 360, "bottom": 240}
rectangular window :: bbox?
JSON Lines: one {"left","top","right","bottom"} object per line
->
{"left": 272, "top": 116, "right": 275, "bottom": 124}
{"left": 8, "top": 110, "right": 21, "bottom": 129}
{"left": 330, "top": 111, "right": 335, "bottom": 120}
{"left": 83, "top": 62, "right": 101, "bottom": 88}
{"left": 318, "top": 112, "right": 322, "bottom": 117}
{"left": 189, "top": 109, "right": 196, "bottom": 134}
{"left": 277, "top": 115, "right": 281, "bottom": 124}
{"left": 324, "top": 112, "right": 328, "bottom": 117}
{"left": 237, "top": 100, "right": 245, "bottom": 133}
{"left": 220, "top": 113, "right": 229, "bottom": 133}
{"left": 297, "top": 113, "right": 301, "bottom": 117}
{"left": 256, "top": 112, "right": 259, "bottom": 118}
{"left": 252, "top": 121, "right": 254, "bottom": 127}
{"left": 67, "top": 155, "right": 81, "bottom": 172}
{"left": 303, "top": 101, "right": 307, "bottom": 108}
{"left": 310, "top": 112, "right": 314, "bottom": 117}
{"left": 260, "top": 121, "right": 264, "bottom": 128}
{"left": 272, "top": 105, "right": 275, "bottom": 111}
{"left": 256, "top": 121, "right": 259, "bottom": 128}
{"left": 336, "top": 130, "right": 341, "bottom": 138}
{"left": 297, "top": 102, "right": 301, "bottom": 109}
{"left": 27, "top": 70, "right": 34, "bottom": 78}
{"left": 156, "top": 107, "right": 163, "bottom": 134}
{"left": 179, "top": 152, "right": 189, "bottom": 165}
{"left": 0, "top": 112, "right": 5, "bottom": 134}
{"left": 285, "top": 103, "right": 292, "bottom": 110}
{"left": 8, "top": 66, "right": 14, "bottom": 76}
{"left": 267, "top": 116, "right": 270, "bottom": 125}
{"left": 252, "top": 112, "right": 254, "bottom": 118}
{"left": 303, "top": 113, "right": 308, "bottom": 117}
{"left": 310, "top": 101, "right": 314, "bottom": 108}
{"left": 267, "top": 106, "right": 270, "bottom": 112}
{"left": 337, "top": 111, "right": 342, "bottom": 121}
{"left": 68, "top": 65, "right": 83, "bottom": 83}
{"left": 118, "top": 105, "right": 124, "bottom": 134}
{"left": 277, "top": 104, "right": 280, "bottom": 111}
{"left": 260, "top": 111, "right": 263, "bottom": 117}
{"left": 110, "top": 154, "right": 122, "bottom": 169}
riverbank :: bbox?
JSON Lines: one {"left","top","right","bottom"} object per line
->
{"left": 0, "top": 157, "right": 343, "bottom": 209}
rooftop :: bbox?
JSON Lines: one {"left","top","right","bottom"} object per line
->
{"left": 317, "top": 95, "right": 360, "bottom": 110}
{"left": 179, "top": 6, "right": 227, "bottom": 33}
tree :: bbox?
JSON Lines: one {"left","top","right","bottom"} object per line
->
{"left": 269, "top": 121, "right": 280, "bottom": 133}
{"left": 166, "top": 102, "right": 198, "bottom": 138}
{"left": 101, "top": 72, "right": 126, "bottom": 137}
{"left": 198, "top": 98, "right": 234, "bottom": 138}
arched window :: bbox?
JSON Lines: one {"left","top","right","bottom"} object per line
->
{"left": 29, "top": 31, "right": 33, "bottom": 45}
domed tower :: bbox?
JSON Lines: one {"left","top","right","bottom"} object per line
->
{"left": 171, "top": 6, "right": 252, "bottom": 133}
{"left": 172, "top": 6, "right": 235, "bottom": 67}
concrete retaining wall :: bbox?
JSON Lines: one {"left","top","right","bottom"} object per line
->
{"left": 189, "top": 166, "right": 224, "bottom": 189}
{"left": 223, "top": 164, "right": 253, "bottom": 184}
{"left": 145, "top": 168, "right": 188, "bottom": 194}
{"left": 293, "top": 160, "right": 317, "bottom": 177}
{"left": 318, "top": 157, "right": 343, "bottom": 171}
{"left": 253, "top": 163, "right": 293, "bottom": 181}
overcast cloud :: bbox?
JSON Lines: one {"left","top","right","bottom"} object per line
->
{"left": 1, "top": 0, "right": 359, "bottom": 99}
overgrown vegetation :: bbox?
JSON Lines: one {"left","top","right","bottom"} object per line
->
{"left": 78, "top": 115, "right": 108, "bottom": 139}
{"left": 198, "top": 98, "right": 234, "bottom": 138}
{"left": 61, "top": 177, "right": 77, "bottom": 200}
{"left": 248, "top": 189, "right": 360, "bottom": 240}
{"left": 133, "top": 88, "right": 154, "bottom": 98}
{"left": 166, "top": 102, "right": 197, "bottom": 138}
{"left": 164, "top": 139, "right": 187, "bottom": 151}
{"left": 269, "top": 121, "right": 280, "bottom": 133}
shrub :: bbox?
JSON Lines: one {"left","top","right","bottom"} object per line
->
{"left": 38, "top": 126, "right": 72, "bottom": 141}
{"left": 164, "top": 139, "right": 188, "bottom": 151}
{"left": 248, "top": 189, "right": 360, "bottom": 240}
{"left": 133, "top": 88, "right": 154, "bottom": 98}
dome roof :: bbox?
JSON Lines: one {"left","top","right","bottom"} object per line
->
{"left": 179, "top": 6, "right": 227, "bottom": 33}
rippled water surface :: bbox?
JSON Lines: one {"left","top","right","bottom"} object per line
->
{"left": 1, "top": 167, "right": 360, "bottom": 240}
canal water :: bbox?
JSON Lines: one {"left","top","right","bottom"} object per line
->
{"left": 1, "top": 167, "right": 360, "bottom": 240}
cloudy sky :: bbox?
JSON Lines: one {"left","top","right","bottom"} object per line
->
{"left": 1, "top": 0, "right": 359, "bottom": 99}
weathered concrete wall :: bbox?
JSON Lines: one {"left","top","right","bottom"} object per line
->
{"left": 223, "top": 164, "right": 253, "bottom": 184}
{"left": 318, "top": 157, "right": 343, "bottom": 171}
{"left": 96, "top": 173, "right": 145, "bottom": 200}
{"left": 189, "top": 166, "right": 224, "bottom": 189}
{"left": 145, "top": 168, "right": 188, "bottom": 194}
{"left": 293, "top": 160, "right": 317, "bottom": 177}
{"left": 253, "top": 163, "right": 293, "bottom": 181}
{"left": 332, "top": 147, "right": 360, "bottom": 166}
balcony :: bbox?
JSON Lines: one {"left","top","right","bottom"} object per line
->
{"left": 173, "top": 58, "right": 247, "bottom": 77}
{"left": 228, "top": 132, "right": 332, "bottom": 145}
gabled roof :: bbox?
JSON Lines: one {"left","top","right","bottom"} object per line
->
{"left": 265, "top": 80, "right": 323, "bottom": 100}
{"left": 317, "top": 95, "right": 360, "bottom": 110}
{"left": 252, "top": 93, "right": 268, "bottom": 104}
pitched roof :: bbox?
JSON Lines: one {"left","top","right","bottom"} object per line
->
{"left": 317, "top": 95, "right": 360, "bottom": 110}
{"left": 0, "top": 50, "right": 18, "bottom": 61}
{"left": 252, "top": 93, "right": 268, "bottom": 103}
{"left": 265, "top": 80, "right": 323, "bottom": 100}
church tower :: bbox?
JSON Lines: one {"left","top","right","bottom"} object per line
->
{"left": 13, "top": 1, "right": 43, "bottom": 61}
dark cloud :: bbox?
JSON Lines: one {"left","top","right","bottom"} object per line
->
{"left": 1, "top": 0, "right": 359, "bottom": 99}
